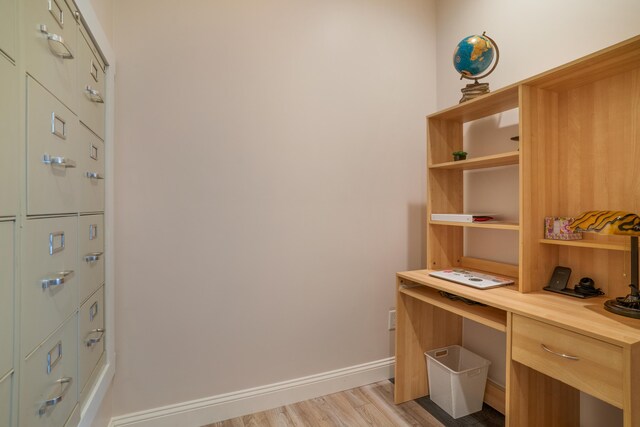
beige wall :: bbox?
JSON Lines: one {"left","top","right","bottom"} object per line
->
{"left": 434, "top": 1, "right": 640, "bottom": 426}
{"left": 110, "top": 0, "right": 436, "bottom": 416}
{"left": 89, "top": 0, "right": 113, "bottom": 43}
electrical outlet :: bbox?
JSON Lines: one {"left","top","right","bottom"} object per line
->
{"left": 388, "top": 309, "right": 396, "bottom": 331}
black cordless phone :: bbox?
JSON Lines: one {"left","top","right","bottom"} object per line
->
{"left": 546, "top": 266, "right": 571, "bottom": 291}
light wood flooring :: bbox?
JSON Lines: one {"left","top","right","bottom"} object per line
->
{"left": 203, "top": 380, "right": 443, "bottom": 427}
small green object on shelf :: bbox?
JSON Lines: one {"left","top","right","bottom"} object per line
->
{"left": 452, "top": 151, "right": 467, "bottom": 161}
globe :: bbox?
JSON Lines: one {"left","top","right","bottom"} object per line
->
{"left": 453, "top": 34, "right": 496, "bottom": 78}
{"left": 452, "top": 32, "right": 499, "bottom": 102}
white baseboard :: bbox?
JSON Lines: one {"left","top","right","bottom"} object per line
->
{"left": 110, "top": 357, "right": 395, "bottom": 427}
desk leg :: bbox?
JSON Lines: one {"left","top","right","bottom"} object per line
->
{"left": 623, "top": 344, "right": 640, "bottom": 427}
{"left": 394, "top": 278, "right": 462, "bottom": 404}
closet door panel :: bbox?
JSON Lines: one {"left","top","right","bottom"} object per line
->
{"left": 27, "top": 78, "right": 80, "bottom": 215}
{"left": 21, "top": 216, "right": 78, "bottom": 355}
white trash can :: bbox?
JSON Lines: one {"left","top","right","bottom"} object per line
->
{"left": 425, "top": 345, "right": 491, "bottom": 419}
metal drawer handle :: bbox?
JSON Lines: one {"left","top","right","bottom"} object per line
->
{"left": 85, "top": 328, "right": 105, "bottom": 347}
{"left": 42, "top": 270, "right": 74, "bottom": 289}
{"left": 39, "top": 377, "right": 72, "bottom": 416}
{"left": 39, "top": 25, "right": 74, "bottom": 59}
{"left": 541, "top": 344, "right": 580, "bottom": 361}
{"left": 84, "top": 251, "right": 103, "bottom": 263}
{"left": 85, "top": 86, "right": 104, "bottom": 103}
{"left": 43, "top": 154, "right": 76, "bottom": 168}
{"left": 85, "top": 171, "right": 104, "bottom": 180}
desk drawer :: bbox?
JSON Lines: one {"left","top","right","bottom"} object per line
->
{"left": 511, "top": 314, "right": 623, "bottom": 407}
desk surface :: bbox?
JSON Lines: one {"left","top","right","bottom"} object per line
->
{"left": 398, "top": 269, "right": 640, "bottom": 347}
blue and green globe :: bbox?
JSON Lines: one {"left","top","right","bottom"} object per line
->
{"left": 453, "top": 34, "right": 495, "bottom": 78}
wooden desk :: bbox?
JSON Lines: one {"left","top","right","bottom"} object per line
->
{"left": 394, "top": 270, "right": 640, "bottom": 427}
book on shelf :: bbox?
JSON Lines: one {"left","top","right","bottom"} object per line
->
{"left": 431, "top": 213, "right": 497, "bottom": 223}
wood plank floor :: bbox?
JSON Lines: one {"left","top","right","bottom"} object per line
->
{"left": 203, "top": 380, "right": 443, "bottom": 427}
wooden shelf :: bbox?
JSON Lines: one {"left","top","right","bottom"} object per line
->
{"left": 429, "top": 151, "right": 520, "bottom": 171}
{"left": 398, "top": 282, "right": 507, "bottom": 332}
{"left": 427, "top": 84, "right": 519, "bottom": 123}
{"left": 430, "top": 220, "right": 519, "bottom": 231}
{"left": 523, "top": 36, "right": 640, "bottom": 92}
{"left": 539, "top": 238, "right": 637, "bottom": 251}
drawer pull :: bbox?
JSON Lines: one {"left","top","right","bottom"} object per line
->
{"left": 38, "top": 377, "right": 72, "bottom": 416}
{"left": 42, "top": 270, "right": 74, "bottom": 289}
{"left": 85, "top": 86, "right": 104, "bottom": 103}
{"left": 43, "top": 154, "right": 76, "bottom": 168}
{"left": 86, "top": 171, "right": 105, "bottom": 180}
{"left": 541, "top": 344, "right": 580, "bottom": 361}
{"left": 85, "top": 328, "right": 105, "bottom": 347}
{"left": 39, "top": 25, "right": 74, "bottom": 59}
{"left": 84, "top": 251, "right": 103, "bottom": 263}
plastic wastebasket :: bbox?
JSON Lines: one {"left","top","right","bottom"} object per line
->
{"left": 425, "top": 345, "right": 491, "bottom": 419}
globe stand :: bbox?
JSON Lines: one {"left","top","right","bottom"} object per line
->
{"left": 459, "top": 80, "right": 490, "bottom": 103}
